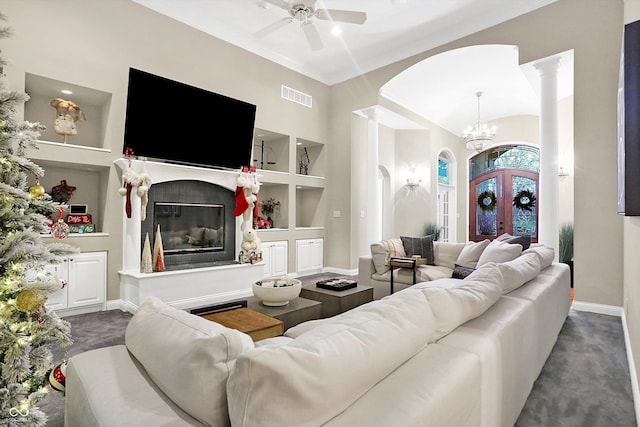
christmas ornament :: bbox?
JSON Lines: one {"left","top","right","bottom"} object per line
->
{"left": 16, "top": 288, "right": 47, "bottom": 313}
{"left": 141, "top": 232, "right": 153, "bottom": 273}
{"left": 152, "top": 224, "right": 165, "bottom": 272}
{"left": 29, "top": 176, "right": 45, "bottom": 198}
{"left": 49, "top": 361, "right": 68, "bottom": 394}
{"left": 51, "top": 207, "right": 70, "bottom": 239}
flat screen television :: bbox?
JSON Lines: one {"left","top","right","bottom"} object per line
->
{"left": 123, "top": 68, "right": 256, "bottom": 170}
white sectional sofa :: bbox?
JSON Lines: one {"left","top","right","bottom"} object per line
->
{"left": 64, "top": 244, "right": 570, "bottom": 427}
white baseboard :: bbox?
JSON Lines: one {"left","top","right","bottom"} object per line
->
{"left": 571, "top": 300, "right": 623, "bottom": 316}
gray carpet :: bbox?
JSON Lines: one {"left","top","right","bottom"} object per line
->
{"left": 41, "top": 299, "right": 636, "bottom": 426}
{"left": 516, "top": 309, "right": 636, "bottom": 426}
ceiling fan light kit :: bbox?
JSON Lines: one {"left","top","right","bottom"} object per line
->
{"left": 256, "top": 0, "right": 367, "bottom": 51}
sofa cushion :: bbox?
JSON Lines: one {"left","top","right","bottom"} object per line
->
{"left": 496, "top": 232, "right": 532, "bottom": 250}
{"left": 421, "top": 262, "right": 504, "bottom": 341}
{"left": 370, "top": 238, "right": 406, "bottom": 274}
{"left": 433, "top": 241, "right": 466, "bottom": 269}
{"left": 477, "top": 239, "right": 523, "bottom": 267}
{"left": 452, "top": 263, "right": 476, "bottom": 279}
{"left": 401, "top": 235, "right": 435, "bottom": 265}
{"left": 227, "top": 289, "right": 435, "bottom": 427}
{"left": 455, "top": 239, "right": 490, "bottom": 268}
{"left": 125, "top": 296, "right": 254, "bottom": 427}
{"left": 498, "top": 252, "right": 542, "bottom": 293}
{"left": 523, "top": 244, "right": 555, "bottom": 269}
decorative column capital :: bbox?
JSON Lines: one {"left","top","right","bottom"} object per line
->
{"left": 533, "top": 55, "right": 562, "bottom": 76}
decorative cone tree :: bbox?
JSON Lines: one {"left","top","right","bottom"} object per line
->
{"left": 0, "top": 13, "right": 77, "bottom": 426}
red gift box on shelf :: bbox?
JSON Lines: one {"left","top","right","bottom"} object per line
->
{"left": 66, "top": 214, "right": 92, "bottom": 224}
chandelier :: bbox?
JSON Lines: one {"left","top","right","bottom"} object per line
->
{"left": 463, "top": 91, "right": 496, "bottom": 152}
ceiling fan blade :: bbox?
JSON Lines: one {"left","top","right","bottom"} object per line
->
{"left": 315, "top": 9, "right": 367, "bottom": 24}
{"left": 254, "top": 17, "right": 292, "bottom": 38}
{"left": 302, "top": 22, "right": 323, "bottom": 51}
{"left": 262, "top": 0, "right": 290, "bottom": 10}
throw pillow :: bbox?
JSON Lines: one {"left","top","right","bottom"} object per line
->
{"left": 370, "top": 238, "right": 406, "bottom": 275}
{"left": 421, "top": 262, "right": 504, "bottom": 341}
{"left": 452, "top": 264, "right": 475, "bottom": 279}
{"left": 496, "top": 232, "right": 532, "bottom": 250}
{"left": 401, "top": 235, "right": 435, "bottom": 265}
{"left": 433, "top": 241, "right": 466, "bottom": 269}
{"left": 476, "top": 239, "right": 523, "bottom": 267}
{"left": 454, "top": 239, "right": 490, "bottom": 269}
{"left": 125, "top": 296, "right": 254, "bottom": 426}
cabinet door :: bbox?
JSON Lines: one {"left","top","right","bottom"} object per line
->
{"left": 262, "top": 241, "right": 288, "bottom": 277}
{"left": 296, "top": 239, "right": 323, "bottom": 274}
{"left": 44, "top": 260, "right": 69, "bottom": 311}
{"left": 67, "top": 252, "right": 106, "bottom": 308}
{"left": 270, "top": 241, "right": 288, "bottom": 277}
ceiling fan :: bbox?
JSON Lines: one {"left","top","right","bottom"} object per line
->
{"left": 254, "top": 0, "right": 367, "bottom": 51}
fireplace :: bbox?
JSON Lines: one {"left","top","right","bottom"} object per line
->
{"left": 115, "top": 158, "right": 264, "bottom": 313}
{"left": 142, "top": 180, "right": 237, "bottom": 270}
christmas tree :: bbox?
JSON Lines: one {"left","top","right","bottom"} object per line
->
{"left": 0, "top": 13, "right": 77, "bottom": 426}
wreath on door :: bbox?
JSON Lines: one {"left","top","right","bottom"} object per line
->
{"left": 513, "top": 189, "right": 536, "bottom": 211}
{"left": 477, "top": 190, "right": 497, "bottom": 212}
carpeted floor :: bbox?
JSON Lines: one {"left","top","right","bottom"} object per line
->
{"left": 41, "top": 287, "right": 637, "bottom": 426}
{"left": 516, "top": 309, "right": 636, "bottom": 426}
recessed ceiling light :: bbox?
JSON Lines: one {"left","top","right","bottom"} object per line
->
{"left": 331, "top": 26, "right": 342, "bottom": 36}
{"left": 296, "top": 142, "right": 302, "bottom": 145}
{"left": 61, "top": 89, "right": 73, "bottom": 95}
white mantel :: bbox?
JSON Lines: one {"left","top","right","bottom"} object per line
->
{"left": 114, "top": 158, "right": 264, "bottom": 312}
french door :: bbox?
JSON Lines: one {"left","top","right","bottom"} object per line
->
{"left": 469, "top": 169, "right": 538, "bottom": 242}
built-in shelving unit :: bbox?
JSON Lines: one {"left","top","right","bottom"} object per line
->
{"left": 23, "top": 74, "right": 114, "bottom": 238}
{"left": 253, "top": 127, "right": 326, "bottom": 275}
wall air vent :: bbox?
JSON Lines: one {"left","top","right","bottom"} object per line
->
{"left": 281, "top": 85, "right": 312, "bottom": 108}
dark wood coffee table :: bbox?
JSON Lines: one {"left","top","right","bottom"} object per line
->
{"left": 300, "top": 282, "right": 373, "bottom": 318}
{"left": 247, "top": 296, "right": 322, "bottom": 330}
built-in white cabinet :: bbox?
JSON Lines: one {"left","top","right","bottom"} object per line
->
{"left": 44, "top": 251, "right": 107, "bottom": 315}
{"left": 261, "top": 240, "right": 288, "bottom": 277}
{"left": 296, "top": 238, "right": 323, "bottom": 274}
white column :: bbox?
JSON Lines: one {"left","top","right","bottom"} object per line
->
{"left": 365, "top": 109, "right": 381, "bottom": 244}
{"left": 534, "top": 56, "right": 561, "bottom": 259}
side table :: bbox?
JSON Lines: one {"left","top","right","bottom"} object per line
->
{"left": 247, "top": 296, "right": 322, "bottom": 330}
{"left": 389, "top": 257, "right": 417, "bottom": 294}
{"left": 300, "top": 283, "right": 374, "bottom": 318}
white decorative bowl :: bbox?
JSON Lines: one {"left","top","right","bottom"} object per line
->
{"left": 252, "top": 278, "right": 302, "bottom": 306}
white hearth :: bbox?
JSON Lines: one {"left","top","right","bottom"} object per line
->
{"left": 115, "top": 158, "right": 264, "bottom": 312}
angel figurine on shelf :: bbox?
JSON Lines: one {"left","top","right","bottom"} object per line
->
{"left": 50, "top": 98, "right": 86, "bottom": 143}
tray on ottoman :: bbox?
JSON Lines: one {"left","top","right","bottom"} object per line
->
{"left": 316, "top": 278, "right": 358, "bottom": 291}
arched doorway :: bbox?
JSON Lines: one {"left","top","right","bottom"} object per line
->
{"left": 469, "top": 145, "right": 539, "bottom": 242}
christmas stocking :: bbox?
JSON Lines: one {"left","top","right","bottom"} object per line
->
{"left": 233, "top": 186, "right": 249, "bottom": 216}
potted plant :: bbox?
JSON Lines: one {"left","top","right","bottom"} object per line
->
{"left": 424, "top": 223, "right": 441, "bottom": 241}
{"left": 259, "top": 197, "right": 280, "bottom": 227}
{"left": 559, "top": 222, "right": 574, "bottom": 287}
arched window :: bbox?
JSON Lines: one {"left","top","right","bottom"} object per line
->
{"left": 437, "top": 150, "right": 456, "bottom": 242}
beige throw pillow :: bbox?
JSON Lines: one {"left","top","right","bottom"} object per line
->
{"left": 455, "top": 239, "right": 490, "bottom": 268}
{"left": 476, "top": 239, "right": 523, "bottom": 267}
{"left": 125, "top": 296, "right": 254, "bottom": 427}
